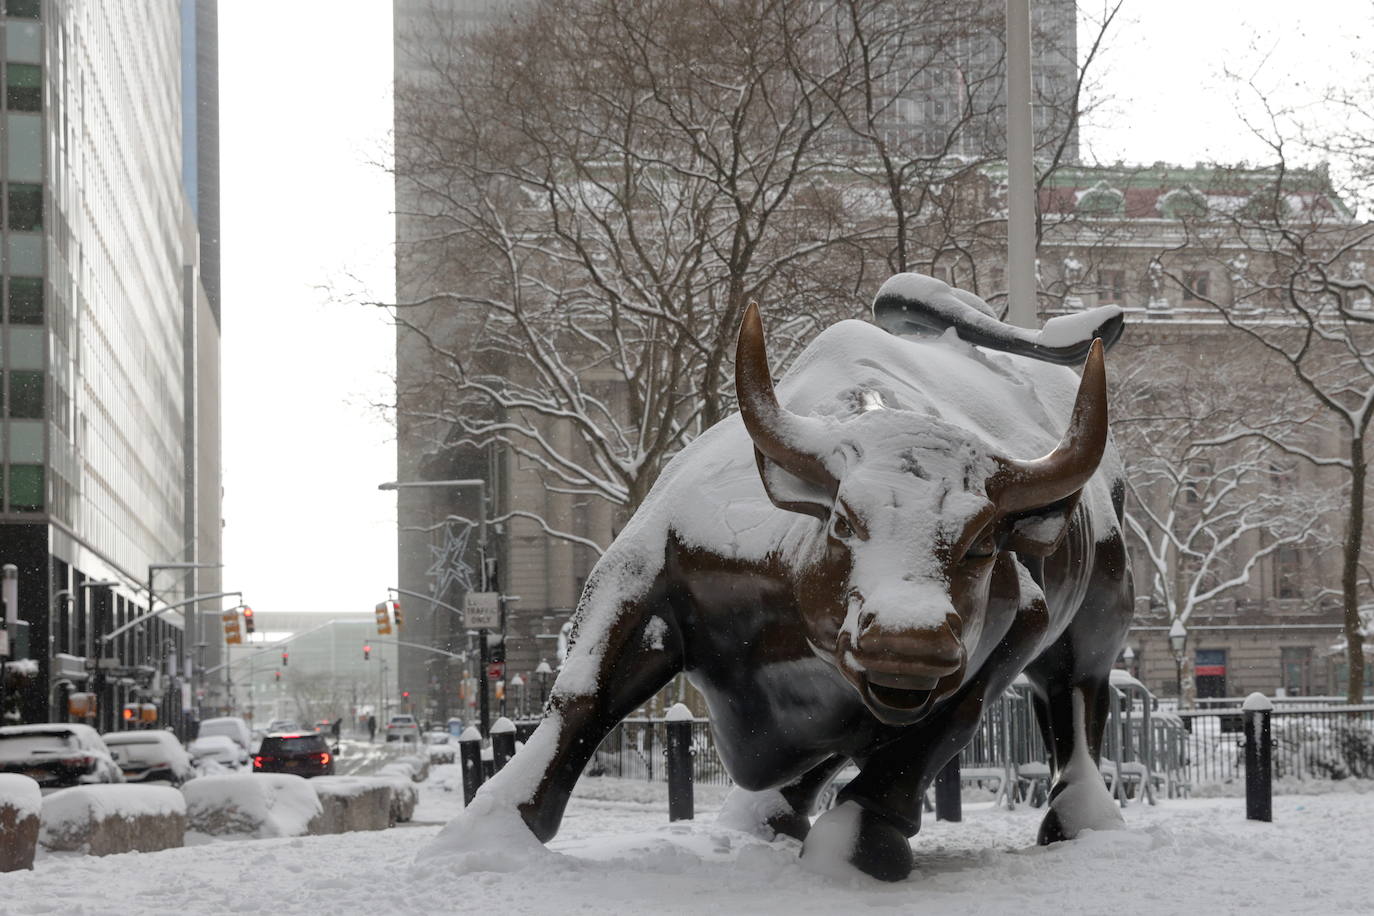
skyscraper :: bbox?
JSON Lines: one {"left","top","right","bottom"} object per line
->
{"left": 0, "top": 0, "right": 221, "bottom": 730}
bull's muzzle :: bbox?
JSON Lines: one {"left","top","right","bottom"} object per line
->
{"left": 838, "top": 614, "right": 966, "bottom": 724}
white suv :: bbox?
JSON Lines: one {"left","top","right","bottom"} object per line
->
{"left": 385, "top": 715, "right": 420, "bottom": 743}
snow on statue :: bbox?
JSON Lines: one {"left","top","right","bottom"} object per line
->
{"left": 420, "top": 274, "right": 1133, "bottom": 881}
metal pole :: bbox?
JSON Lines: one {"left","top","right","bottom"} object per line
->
{"left": 490, "top": 716, "right": 515, "bottom": 772}
{"left": 665, "top": 705, "right": 695, "bottom": 822}
{"left": 1005, "top": 0, "right": 1037, "bottom": 328}
{"left": 934, "top": 756, "right": 962, "bottom": 822}
{"left": 458, "top": 726, "right": 484, "bottom": 804}
{"left": 1243, "top": 693, "right": 1273, "bottom": 822}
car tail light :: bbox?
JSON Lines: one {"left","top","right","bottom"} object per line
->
{"left": 319, "top": 752, "right": 331, "bottom": 765}
{"left": 63, "top": 755, "right": 95, "bottom": 770}
{"left": 253, "top": 756, "right": 264, "bottom": 768}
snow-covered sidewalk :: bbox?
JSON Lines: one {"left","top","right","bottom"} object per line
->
{"left": 9, "top": 771, "right": 1372, "bottom": 915}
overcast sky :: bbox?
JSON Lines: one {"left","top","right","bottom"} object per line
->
{"left": 215, "top": 1, "right": 1369, "bottom": 620}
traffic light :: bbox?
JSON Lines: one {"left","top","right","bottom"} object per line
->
{"left": 363, "top": 644, "right": 371, "bottom": 661}
{"left": 275, "top": 670, "right": 281, "bottom": 683}
{"left": 391, "top": 600, "right": 403, "bottom": 630}
{"left": 281, "top": 650, "right": 289, "bottom": 667}
{"left": 402, "top": 691, "right": 410, "bottom": 699}
{"left": 243, "top": 607, "right": 255, "bottom": 635}
{"left": 222, "top": 610, "right": 242, "bottom": 645}
{"left": 374, "top": 602, "right": 392, "bottom": 635}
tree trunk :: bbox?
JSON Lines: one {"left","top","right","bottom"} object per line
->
{"left": 1343, "top": 436, "right": 1367, "bottom": 704}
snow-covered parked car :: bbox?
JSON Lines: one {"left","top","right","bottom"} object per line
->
{"left": 423, "top": 730, "right": 456, "bottom": 763}
{"left": 0, "top": 723, "right": 124, "bottom": 790}
{"left": 102, "top": 730, "right": 195, "bottom": 786}
{"left": 196, "top": 716, "right": 252, "bottom": 755}
{"left": 189, "top": 734, "right": 250, "bottom": 771}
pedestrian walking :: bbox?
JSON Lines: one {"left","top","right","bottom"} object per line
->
{"left": 367, "top": 713, "right": 377, "bottom": 743}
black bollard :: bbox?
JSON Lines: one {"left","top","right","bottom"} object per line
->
{"left": 664, "top": 704, "right": 694, "bottom": 822}
{"left": 1242, "top": 692, "right": 1273, "bottom": 823}
{"left": 934, "top": 756, "right": 962, "bottom": 822}
{"left": 458, "top": 727, "right": 484, "bottom": 806}
{"left": 514, "top": 720, "right": 539, "bottom": 746}
{"left": 491, "top": 717, "right": 516, "bottom": 773}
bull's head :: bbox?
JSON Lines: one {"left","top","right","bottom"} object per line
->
{"left": 736, "top": 303, "right": 1107, "bottom": 725}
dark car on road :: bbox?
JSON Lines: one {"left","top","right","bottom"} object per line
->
{"left": 252, "top": 732, "right": 335, "bottom": 778}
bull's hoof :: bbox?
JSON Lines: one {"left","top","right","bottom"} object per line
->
{"left": 1036, "top": 779, "right": 1124, "bottom": 845}
{"left": 801, "top": 800, "right": 913, "bottom": 882}
{"left": 767, "top": 808, "right": 812, "bottom": 842}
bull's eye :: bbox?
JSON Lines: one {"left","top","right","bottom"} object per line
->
{"left": 964, "top": 535, "right": 996, "bottom": 561}
{"left": 831, "top": 514, "right": 855, "bottom": 540}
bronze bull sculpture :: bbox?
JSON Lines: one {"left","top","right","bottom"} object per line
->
{"left": 427, "top": 275, "right": 1133, "bottom": 881}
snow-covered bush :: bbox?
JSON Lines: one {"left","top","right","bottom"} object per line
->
{"left": 1273, "top": 720, "right": 1374, "bottom": 780}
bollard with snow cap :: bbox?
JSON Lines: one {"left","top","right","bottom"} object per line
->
{"left": 664, "top": 703, "right": 694, "bottom": 822}
{"left": 1242, "top": 692, "right": 1273, "bottom": 822}
{"left": 458, "top": 726, "right": 484, "bottom": 806}
{"left": 490, "top": 717, "right": 516, "bottom": 773}
{"left": 934, "top": 756, "right": 961, "bottom": 822}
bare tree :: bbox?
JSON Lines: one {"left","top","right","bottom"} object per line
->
{"left": 1154, "top": 92, "right": 1374, "bottom": 699}
{"left": 1113, "top": 347, "right": 1334, "bottom": 700}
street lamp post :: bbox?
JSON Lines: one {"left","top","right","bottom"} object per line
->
{"left": 1169, "top": 619, "right": 1188, "bottom": 706}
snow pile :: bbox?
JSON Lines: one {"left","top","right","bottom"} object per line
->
{"left": 39, "top": 785, "right": 185, "bottom": 855}
{"left": 182, "top": 774, "right": 321, "bottom": 838}
{"left": 716, "top": 785, "right": 793, "bottom": 838}
{"left": 0, "top": 772, "right": 42, "bottom": 820}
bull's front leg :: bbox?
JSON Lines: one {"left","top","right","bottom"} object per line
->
{"left": 419, "top": 547, "right": 682, "bottom": 866}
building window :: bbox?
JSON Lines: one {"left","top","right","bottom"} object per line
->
{"left": 4, "top": 0, "right": 43, "bottom": 18}
{"left": 6, "top": 369, "right": 43, "bottom": 417}
{"left": 6, "top": 183, "right": 42, "bottom": 230}
{"left": 1096, "top": 269, "right": 1126, "bottom": 304}
{"left": 1182, "top": 270, "right": 1210, "bottom": 302}
{"left": 1275, "top": 545, "right": 1301, "bottom": 599}
{"left": 1280, "top": 646, "right": 1311, "bottom": 697}
{"left": 1195, "top": 648, "right": 1227, "bottom": 698}
{"left": 7, "top": 464, "right": 43, "bottom": 511}
{"left": 7, "top": 276, "right": 42, "bottom": 323}
{"left": 4, "top": 63, "right": 40, "bottom": 111}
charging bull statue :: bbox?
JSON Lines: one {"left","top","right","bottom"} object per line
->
{"left": 424, "top": 275, "right": 1133, "bottom": 881}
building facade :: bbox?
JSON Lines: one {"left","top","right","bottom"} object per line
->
{"left": 0, "top": 0, "right": 222, "bottom": 731}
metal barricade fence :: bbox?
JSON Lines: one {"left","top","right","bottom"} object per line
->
{"left": 588, "top": 717, "right": 732, "bottom": 786}
{"left": 1178, "top": 704, "right": 1374, "bottom": 786}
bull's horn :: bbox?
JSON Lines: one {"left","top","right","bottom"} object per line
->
{"left": 988, "top": 338, "right": 1108, "bottom": 514}
{"left": 736, "top": 302, "right": 838, "bottom": 491}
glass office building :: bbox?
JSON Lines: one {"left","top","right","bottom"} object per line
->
{"left": 0, "top": 0, "right": 221, "bottom": 730}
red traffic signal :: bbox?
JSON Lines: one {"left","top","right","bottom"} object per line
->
{"left": 281, "top": 650, "right": 289, "bottom": 667}
{"left": 274, "top": 670, "right": 281, "bottom": 682}
{"left": 402, "top": 691, "right": 410, "bottom": 699}
{"left": 243, "top": 607, "right": 256, "bottom": 635}
{"left": 363, "top": 644, "right": 371, "bottom": 661}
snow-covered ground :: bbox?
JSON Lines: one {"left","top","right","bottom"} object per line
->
{"left": 10, "top": 767, "right": 1373, "bottom": 915}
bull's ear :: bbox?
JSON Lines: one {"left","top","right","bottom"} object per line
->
{"left": 1002, "top": 491, "right": 1081, "bottom": 557}
{"left": 755, "top": 448, "right": 833, "bottom": 521}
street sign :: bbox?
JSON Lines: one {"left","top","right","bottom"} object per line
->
{"left": 487, "top": 662, "right": 504, "bottom": 680}
{"left": 464, "top": 592, "right": 500, "bottom": 629}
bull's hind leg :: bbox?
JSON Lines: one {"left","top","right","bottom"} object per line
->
{"left": 1023, "top": 539, "right": 1132, "bottom": 843}
{"left": 420, "top": 542, "right": 683, "bottom": 864}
